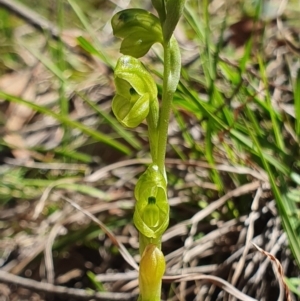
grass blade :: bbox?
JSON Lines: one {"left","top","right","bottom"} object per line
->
{"left": 293, "top": 68, "right": 300, "bottom": 136}
{"left": 67, "top": 0, "right": 113, "bottom": 68}
{"left": 245, "top": 118, "right": 300, "bottom": 267}
{"left": 77, "top": 92, "right": 141, "bottom": 150}
{"left": 0, "top": 91, "right": 130, "bottom": 155}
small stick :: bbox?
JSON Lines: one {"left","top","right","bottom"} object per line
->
{"left": 58, "top": 193, "right": 139, "bottom": 271}
{"left": 0, "top": 270, "right": 136, "bottom": 300}
{"left": 252, "top": 242, "right": 292, "bottom": 301}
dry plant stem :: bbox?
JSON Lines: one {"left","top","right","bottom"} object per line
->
{"left": 44, "top": 224, "right": 62, "bottom": 284}
{"left": 231, "top": 187, "right": 262, "bottom": 287}
{"left": 9, "top": 241, "right": 46, "bottom": 275}
{"left": 252, "top": 243, "right": 292, "bottom": 301}
{"left": 0, "top": 270, "right": 136, "bottom": 301}
{"left": 4, "top": 158, "right": 88, "bottom": 171}
{"left": 33, "top": 177, "right": 80, "bottom": 219}
{"left": 0, "top": 269, "right": 257, "bottom": 301}
{"left": 164, "top": 274, "right": 258, "bottom": 301}
{"left": 84, "top": 158, "right": 268, "bottom": 183}
{"left": 59, "top": 193, "right": 139, "bottom": 271}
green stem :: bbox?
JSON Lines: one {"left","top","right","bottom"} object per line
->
{"left": 156, "top": 37, "right": 181, "bottom": 179}
{"left": 157, "top": 41, "right": 173, "bottom": 178}
{"left": 147, "top": 98, "right": 159, "bottom": 164}
{"left": 139, "top": 233, "right": 161, "bottom": 257}
{"left": 136, "top": 12, "right": 181, "bottom": 301}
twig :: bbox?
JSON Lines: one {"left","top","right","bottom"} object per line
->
{"left": 57, "top": 193, "right": 139, "bottom": 271}
{"left": 231, "top": 187, "right": 262, "bottom": 287}
{"left": 85, "top": 158, "right": 268, "bottom": 182}
{"left": 0, "top": 0, "right": 59, "bottom": 39}
{"left": 163, "top": 274, "right": 258, "bottom": 301}
{"left": 4, "top": 158, "right": 88, "bottom": 171}
{"left": 0, "top": 270, "right": 136, "bottom": 300}
{"left": 9, "top": 241, "right": 46, "bottom": 275}
{"left": 33, "top": 177, "right": 81, "bottom": 219}
{"left": 252, "top": 242, "right": 292, "bottom": 301}
{"left": 188, "top": 181, "right": 263, "bottom": 241}
{"left": 44, "top": 223, "right": 63, "bottom": 284}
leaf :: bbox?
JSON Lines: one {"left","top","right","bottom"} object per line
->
{"left": 77, "top": 36, "right": 105, "bottom": 60}
{"left": 163, "top": 0, "right": 186, "bottom": 42}
{"left": 293, "top": 68, "right": 300, "bottom": 136}
{"left": 285, "top": 278, "right": 300, "bottom": 297}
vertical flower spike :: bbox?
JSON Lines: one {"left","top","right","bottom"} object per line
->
{"left": 139, "top": 244, "right": 166, "bottom": 301}
{"left": 111, "top": 1, "right": 185, "bottom": 299}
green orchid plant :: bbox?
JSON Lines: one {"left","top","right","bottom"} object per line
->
{"left": 111, "top": 1, "right": 186, "bottom": 300}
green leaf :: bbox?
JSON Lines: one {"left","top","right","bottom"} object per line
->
{"left": 257, "top": 54, "right": 285, "bottom": 151}
{"left": 58, "top": 183, "right": 109, "bottom": 200}
{"left": 87, "top": 271, "right": 106, "bottom": 292}
{"left": 151, "top": 0, "right": 166, "bottom": 23}
{"left": 294, "top": 68, "right": 300, "bottom": 136}
{"left": 77, "top": 36, "right": 107, "bottom": 60}
{"left": 163, "top": 0, "right": 186, "bottom": 42}
{"left": 168, "top": 37, "right": 181, "bottom": 94}
{"left": 285, "top": 277, "right": 300, "bottom": 297}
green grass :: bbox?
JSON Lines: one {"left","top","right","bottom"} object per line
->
{"left": 178, "top": 0, "right": 300, "bottom": 269}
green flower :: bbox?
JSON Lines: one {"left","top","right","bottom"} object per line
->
{"left": 134, "top": 164, "right": 169, "bottom": 238}
{"left": 112, "top": 56, "right": 158, "bottom": 128}
{"left": 111, "top": 9, "right": 163, "bottom": 58}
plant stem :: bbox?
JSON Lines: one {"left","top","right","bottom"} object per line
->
{"left": 157, "top": 40, "right": 173, "bottom": 178}
{"left": 156, "top": 37, "right": 181, "bottom": 178}
{"left": 139, "top": 233, "right": 161, "bottom": 258}
{"left": 147, "top": 99, "right": 159, "bottom": 164}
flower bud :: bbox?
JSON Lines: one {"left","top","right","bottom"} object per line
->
{"left": 139, "top": 244, "right": 165, "bottom": 300}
